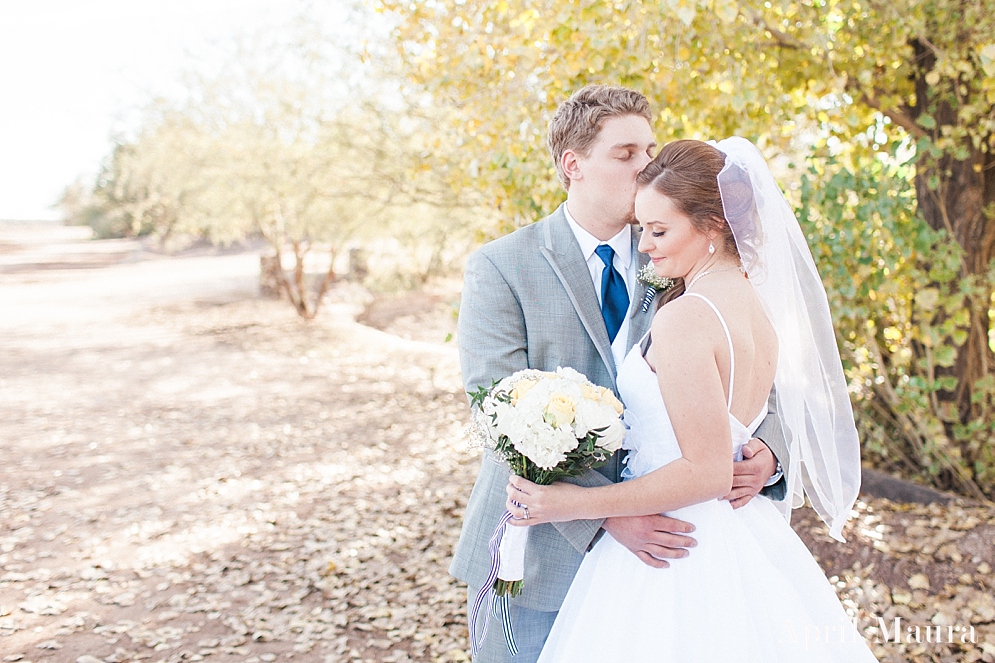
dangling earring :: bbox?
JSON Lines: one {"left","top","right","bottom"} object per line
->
{"left": 708, "top": 242, "right": 715, "bottom": 255}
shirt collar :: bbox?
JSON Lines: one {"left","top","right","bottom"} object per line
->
{"left": 563, "top": 203, "right": 633, "bottom": 269}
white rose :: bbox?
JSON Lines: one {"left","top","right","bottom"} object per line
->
{"left": 595, "top": 416, "right": 625, "bottom": 453}
{"left": 572, "top": 398, "right": 604, "bottom": 439}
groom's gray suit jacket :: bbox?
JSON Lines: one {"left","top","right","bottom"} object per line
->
{"left": 450, "top": 204, "right": 786, "bottom": 613}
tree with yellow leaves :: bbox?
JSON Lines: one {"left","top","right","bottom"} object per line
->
{"left": 378, "top": 0, "right": 995, "bottom": 495}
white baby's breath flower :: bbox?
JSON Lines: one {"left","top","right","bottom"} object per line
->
{"left": 555, "top": 366, "right": 588, "bottom": 384}
{"left": 471, "top": 408, "right": 498, "bottom": 439}
{"left": 482, "top": 397, "right": 500, "bottom": 417}
{"left": 496, "top": 369, "right": 541, "bottom": 395}
{"left": 637, "top": 264, "right": 675, "bottom": 291}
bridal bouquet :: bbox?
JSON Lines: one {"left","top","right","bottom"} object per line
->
{"left": 469, "top": 367, "right": 625, "bottom": 598}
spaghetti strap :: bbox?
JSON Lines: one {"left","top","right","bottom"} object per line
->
{"left": 683, "top": 293, "right": 735, "bottom": 410}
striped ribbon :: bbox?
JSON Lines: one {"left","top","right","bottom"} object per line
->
{"left": 468, "top": 510, "right": 519, "bottom": 658}
{"left": 639, "top": 286, "right": 658, "bottom": 313}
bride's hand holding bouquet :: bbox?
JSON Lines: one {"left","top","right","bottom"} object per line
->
{"left": 469, "top": 366, "right": 626, "bottom": 595}
{"left": 468, "top": 366, "right": 625, "bottom": 657}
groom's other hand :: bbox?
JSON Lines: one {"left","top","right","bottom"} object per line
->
{"left": 603, "top": 515, "right": 696, "bottom": 569}
{"left": 724, "top": 438, "right": 777, "bottom": 509}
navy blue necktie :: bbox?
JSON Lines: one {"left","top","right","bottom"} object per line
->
{"left": 595, "top": 244, "right": 628, "bottom": 343}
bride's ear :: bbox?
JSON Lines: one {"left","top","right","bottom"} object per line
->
{"left": 706, "top": 216, "right": 727, "bottom": 240}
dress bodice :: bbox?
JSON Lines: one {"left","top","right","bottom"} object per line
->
{"left": 617, "top": 293, "right": 766, "bottom": 480}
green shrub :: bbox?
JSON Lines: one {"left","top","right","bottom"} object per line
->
{"left": 798, "top": 151, "right": 994, "bottom": 499}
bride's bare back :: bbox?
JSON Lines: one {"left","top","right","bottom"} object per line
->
{"left": 648, "top": 271, "right": 778, "bottom": 428}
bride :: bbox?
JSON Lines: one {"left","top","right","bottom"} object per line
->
{"left": 504, "top": 138, "right": 878, "bottom": 661}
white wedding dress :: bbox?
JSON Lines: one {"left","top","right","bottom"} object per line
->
{"left": 537, "top": 294, "right": 878, "bottom": 662}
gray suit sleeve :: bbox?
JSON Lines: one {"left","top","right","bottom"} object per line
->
{"left": 551, "top": 470, "right": 613, "bottom": 553}
{"left": 457, "top": 250, "right": 528, "bottom": 397}
{"left": 754, "top": 384, "right": 789, "bottom": 501}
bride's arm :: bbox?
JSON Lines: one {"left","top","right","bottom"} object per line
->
{"left": 507, "top": 300, "right": 734, "bottom": 523}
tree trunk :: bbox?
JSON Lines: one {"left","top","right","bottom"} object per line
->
{"left": 259, "top": 240, "right": 338, "bottom": 320}
{"left": 914, "top": 144, "right": 995, "bottom": 422}
{"left": 259, "top": 254, "right": 284, "bottom": 299}
{"left": 909, "top": 38, "right": 995, "bottom": 424}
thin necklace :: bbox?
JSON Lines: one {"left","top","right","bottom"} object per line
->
{"left": 686, "top": 267, "right": 738, "bottom": 290}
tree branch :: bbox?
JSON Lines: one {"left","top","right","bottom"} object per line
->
{"left": 742, "top": 8, "right": 807, "bottom": 50}
{"left": 741, "top": 4, "right": 930, "bottom": 141}
{"left": 849, "top": 84, "right": 927, "bottom": 139}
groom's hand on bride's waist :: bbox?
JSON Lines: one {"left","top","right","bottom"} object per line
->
{"left": 723, "top": 438, "right": 778, "bottom": 509}
{"left": 602, "top": 515, "right": 697, "bottom": 569}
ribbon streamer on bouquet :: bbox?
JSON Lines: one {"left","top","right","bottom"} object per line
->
{"left": 468, "top": 510, "right": 519, "bottom": 658}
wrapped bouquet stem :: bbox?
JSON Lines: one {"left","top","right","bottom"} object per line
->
{"left": 467, "top": 367, "right": 625, "bottom": 657}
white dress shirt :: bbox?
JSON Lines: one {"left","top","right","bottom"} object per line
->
{"left": 563, "top": 204, "right": 636, "bottom": 371}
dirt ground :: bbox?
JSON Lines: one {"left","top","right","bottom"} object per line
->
{"left": 1, "top": 224, "right": 994, "bottom": 663}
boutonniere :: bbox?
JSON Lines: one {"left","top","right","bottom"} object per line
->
{"left": 637, "top": 265, "right": 675, "bottom": 312}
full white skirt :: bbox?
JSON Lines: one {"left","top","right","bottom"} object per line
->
{"left": 537, "top": 495, "right": 878, "bottom": 662}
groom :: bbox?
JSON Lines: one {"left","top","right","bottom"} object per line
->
{"left": 451, "top": 85, "right": 788, "bottom": 662}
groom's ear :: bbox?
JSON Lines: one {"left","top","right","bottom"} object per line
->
{"left": 562, "top": 149, "right": 583, "bottom": 183}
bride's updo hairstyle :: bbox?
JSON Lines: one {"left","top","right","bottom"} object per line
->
{"left": 636, "top": 140, "right": 740, "bottom": 262}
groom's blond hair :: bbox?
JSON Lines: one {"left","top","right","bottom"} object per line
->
{"left": 547, "top": 85, "right": 652, "bottom": 190}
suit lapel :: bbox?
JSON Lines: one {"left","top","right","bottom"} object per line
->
{"left": 539, "top": 207, "right": 617, "bottom": 383}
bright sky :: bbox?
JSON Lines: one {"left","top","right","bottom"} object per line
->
{"left": 0, "top": 0, "right": 353, "bottom": 221}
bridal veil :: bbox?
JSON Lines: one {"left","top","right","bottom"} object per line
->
{"left": 713, "top": 137, "right": 861, "bottom": 542}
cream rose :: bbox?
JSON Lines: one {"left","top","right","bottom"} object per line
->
{"left": 580, "top": 384, "right": 601, "bottom": 401}
{"left": 599, "top": 387, "right": 624, "bottom": 415}
{"left": 544, "top": 393, "right": 576, "bottom": 429}
{"left": 510, "top": 378, "right": 538, "bottom": 404}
